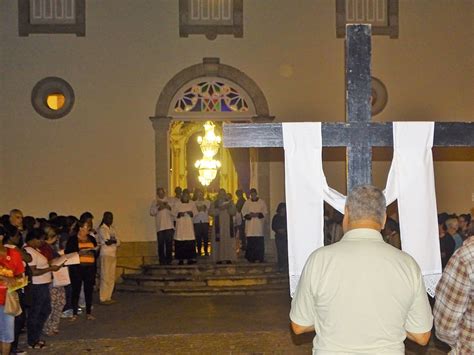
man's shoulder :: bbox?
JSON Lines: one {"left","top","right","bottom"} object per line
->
{"left": 452, "top": 236, "right": 474, "bottom": 265}
{"left": 313, "top": 238, "right": 420, "bottom": 268}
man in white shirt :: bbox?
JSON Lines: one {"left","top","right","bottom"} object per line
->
{"left": 290, "top": 185, "right": 433, "bottom": 354}
{"left": 167, "top": 186, "right": 182, "bottom": 212}
{"left": 97, "top": 211, "right": 120, "bottom": 305}
{"left": 242, "top": 188, "right": 267, "bottom": 263}
{"left": 150, "top": 188, "right": 174, "bottom": 265}
{"left": 193, "top": 188, "right": 210, "bottom": 256}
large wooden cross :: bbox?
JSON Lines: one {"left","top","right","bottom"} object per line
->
{"left": 223, "top": 25, "right": 473, "bottom": 193}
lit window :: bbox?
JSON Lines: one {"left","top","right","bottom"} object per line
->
{"left": 46, "top": 93, "right": 66, "bottom": 110}
{"left": 31, "top": 77, "right": 75, "bottom": 119}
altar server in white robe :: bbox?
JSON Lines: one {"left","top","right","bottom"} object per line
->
{"left": 173, "top": 189, "right": 198, "bottom": 265}
{"left": 242, "top": 188, "right": 268, "bottom": 263}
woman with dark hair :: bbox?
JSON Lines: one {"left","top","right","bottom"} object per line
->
{"left": 59, "top": 216, "right": 78, "bottom": 319}
{"left": 3, "top": 225, "right": 31, "bottom": 355}
{"left": 24, "top": 228, "right": 61, "bottom": 349}
{"left": 65, "top": 220, "right": 98, "bottom": 320}
{"left": 42, "top": 226, "right": 67, "bottom": 336}
{"left": 272, "top": 202, "right": 288, "bottom": 272}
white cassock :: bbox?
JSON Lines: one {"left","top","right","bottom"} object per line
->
{"left": 241, "top": 199, "right": 268, "bottom": 237}
{"left": 173, "top": 201, "right": 198, "bottom": 241}
{"left": 283, "top": 122, "right": 442, "bottom": 297}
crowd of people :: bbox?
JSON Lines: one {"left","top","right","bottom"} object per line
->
{"left": 0, "top": 209, "right": 120, "bottom": 354}
{"left": 150, "top": 186, "right": 274, "bottom": 267}
{"left": 1, "top": 189, "right": 471, "bottom": 354}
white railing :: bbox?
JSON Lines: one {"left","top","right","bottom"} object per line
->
{"left": 30, "top": 0, "right": 76, "bottom": 24}
{"left": 345, "top": 0, "right": 387, "bottom": 26}
{"left": 189, "top": 0, "right": 233, "bottom": 24}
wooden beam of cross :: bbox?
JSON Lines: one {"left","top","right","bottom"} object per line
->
{"left": 223, "top": 25, "right": 474, "bottom": 193}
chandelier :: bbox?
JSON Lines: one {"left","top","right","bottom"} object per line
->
{"left": 195, "top": 121, "right": 222, "bottom": 186}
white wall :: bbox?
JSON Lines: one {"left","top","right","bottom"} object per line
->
{"left": 1, "top": 0, "right": 472, "bottom": 241}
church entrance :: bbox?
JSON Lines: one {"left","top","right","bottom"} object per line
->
{"left": 165, "top": 72, "right": 258, "bottom": 195}
{"left": 149, "top": 58, "right": 274, "bottom": 204}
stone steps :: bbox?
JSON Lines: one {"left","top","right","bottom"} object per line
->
{"left": 117, "top": 260, "right": 289, "bottom": 295}
{"left": 116, "top": 283, "right": 289, "bottom": 296}
{"left": 142, "top": 262, "right": 279, "bottom": 276}
{"left": 121, "top": 273, "right": 288, "bottom": 288}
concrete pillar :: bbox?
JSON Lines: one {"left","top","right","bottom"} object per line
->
{"left": 150, "top": 116, "right": 172, "bottom": 192}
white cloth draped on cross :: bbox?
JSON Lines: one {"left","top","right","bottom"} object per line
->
{"left": 283, "top": 122, "right": 442, "bottom": 297}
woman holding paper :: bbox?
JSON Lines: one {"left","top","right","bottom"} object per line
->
{"left": 24, "top": 229, "right": 61, "bottom": 349}
{"left": 65, "top": 220, "right": 98, "bottom": 320}
{"left": 42, "top": 227, "right": 67, "bottom": 336}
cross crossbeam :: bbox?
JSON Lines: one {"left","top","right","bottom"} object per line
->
{"left": 223, "top": 25, "right": 474, "bottom": 192}
{"left": 223, "top": 122, "right": 474, "bottom": 148}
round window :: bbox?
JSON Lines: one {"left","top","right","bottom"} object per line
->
{"left": 31, "top": 77, "right": 75, "bottom": 119}
{"left": 371, "top": 77, "right": 388, "bottom": 116}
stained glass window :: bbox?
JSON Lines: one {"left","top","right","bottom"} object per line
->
{"left": 174, "top": 81, "right": 249, "bottom": 113}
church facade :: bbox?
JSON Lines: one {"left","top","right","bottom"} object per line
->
{"left": 1, "top": 1, "right": 472, "bottom": 264}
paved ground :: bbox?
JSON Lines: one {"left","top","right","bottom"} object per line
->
{"left": 21, "top": 292, "right": 449, "bottom": 354}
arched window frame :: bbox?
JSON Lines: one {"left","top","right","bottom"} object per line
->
{"left": 169, "top": 77, "right": 256, "bottom": 121}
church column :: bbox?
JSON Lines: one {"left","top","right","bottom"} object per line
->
{"left": 150, "top": 116, "right": 172, "bottom": 191}
{"left": 251, "top": 116, "right": 275, "bottom": 261}
{"left": 256, "top": 149, "right": 275, "bottom": 261}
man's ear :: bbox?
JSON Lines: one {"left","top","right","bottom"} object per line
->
{"left": 342, "top": 207, "right": 349, "bottom": 233}
{"left": 343, "top": 207, "right": 349, "bottom": 221}
{"left": 381, "top": 213, "right": 387, "bottom": 230}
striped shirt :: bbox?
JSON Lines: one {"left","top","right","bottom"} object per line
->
{"left": 78, "top": 241, "right": 95, "bottom": 264}
{"left": 434, "top": 236, "right": 473, "bottom": 354}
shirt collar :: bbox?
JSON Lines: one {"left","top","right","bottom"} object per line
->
{"left": 341, "top": 228, "right": 384, "bottom": 242}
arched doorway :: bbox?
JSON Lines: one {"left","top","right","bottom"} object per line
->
{"left": 150, "top": 58, "right": 273, "bottom": 204}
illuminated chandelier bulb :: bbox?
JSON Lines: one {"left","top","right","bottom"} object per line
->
{"left": 195, "top": 121, "right": 222, "bottom": 186}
